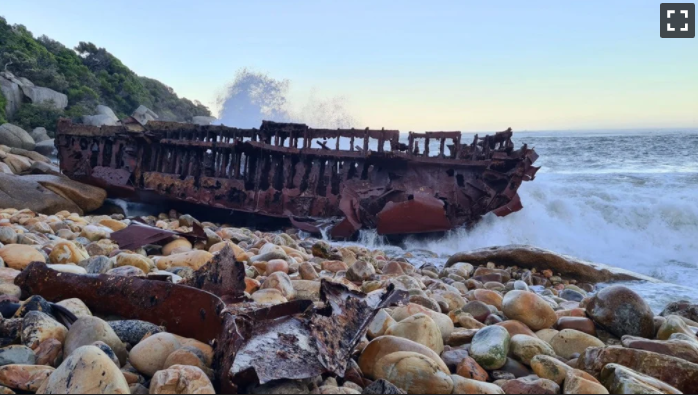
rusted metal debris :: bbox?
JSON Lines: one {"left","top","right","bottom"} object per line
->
{"left": 56, "top": 119, "right": 538, "bottom": 238}
{"left": 15, "top": 246, "right": 408, "bottom": 393}
{"left": 110, "top": 220, "right": 206, "bottom": 251}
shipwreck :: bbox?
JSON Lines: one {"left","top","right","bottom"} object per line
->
{"left": 56, "top": 119, "right": 539, "bottom": 238}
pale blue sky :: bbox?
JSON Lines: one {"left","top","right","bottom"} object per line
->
{"left": 2, "top": 0, "right": 696, "bottom": 131}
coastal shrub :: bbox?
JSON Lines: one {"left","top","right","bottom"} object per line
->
{"left": 13, "top": 102, "right": 63, "bottom": 132}
{"left": 0, "top": 16, "right": 210, "bottom": 130}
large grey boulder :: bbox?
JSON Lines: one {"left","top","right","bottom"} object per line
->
{"left": 96, "top": 105, "right": 117, "bottom": 119}
{"left": 20, "top": 85, "right": 68, "bottom": 110}
{"left": 34, "top": 139, "right": 56, "bottom": 157}
{"left": 0, "top": 124, "right": 35, "bottom": 150}
{"left": 30, "top": 127, "right": 51, "bottom": 143}
{"left": 0, "top": 74, "right": 24, "bottom": 119}
{"left": 83, "top": 105, "right": 119, "bottom": 127}
{"left": 131, "top": 105, "right": 158, "bottom": 126}
{"left": 82, "top": 114, "right": 119, "bottom": 127}
{"left": 192, "top": 116, "right": 217, "bottom": 125}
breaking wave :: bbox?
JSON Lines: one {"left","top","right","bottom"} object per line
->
{"left": 215, "top": 69, "right": 357, "bottom": 128}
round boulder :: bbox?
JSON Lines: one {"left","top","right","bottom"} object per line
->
{"left": 64, "top": 316, "right": 128, "bottom": 365}
{"left": 585, "top": 285, "right": 655, "bottom": 339}
{"left": 502, "top": 290, "right": 558, "bottom": 331}
{"left": 38, "top": 345, "right": 129, "bottom": 394}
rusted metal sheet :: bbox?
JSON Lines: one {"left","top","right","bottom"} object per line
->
{"left": 56, "top": 119, "right": 538, "bottom": 238}
{"left": 15, "top": 262, "right": 226, "bottom": 343}
{"left": 16, "top": 256, "right": 408, "bottom": 393}
{"left": 110, "top": 221, "right": 206, "bottom": 251}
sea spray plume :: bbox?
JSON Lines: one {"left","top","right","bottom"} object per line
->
{"left": 216, "top": 69, "right": 359, "bottom": 129}
{"left": 216, "top": 69, "right": 292, "bottom": 128}
{"left": 293, "top": 89, "right": 357, "bottom": 129}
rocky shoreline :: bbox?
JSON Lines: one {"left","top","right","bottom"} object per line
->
{"left": 0, "top": 208, "right": 694, "bottom": 394}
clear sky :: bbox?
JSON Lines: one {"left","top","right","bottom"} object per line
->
{"left": 2, "top": 0, "right": 697, "bottom": 131}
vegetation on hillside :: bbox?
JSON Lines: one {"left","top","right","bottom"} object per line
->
{"left": 0, "top": 16, "right": 210, "bottom": 130}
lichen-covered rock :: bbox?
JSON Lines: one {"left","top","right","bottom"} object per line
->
{"left": 580, "top": 346, "right": 698, "bottom": 394}
{"left": 470, "top": 325, "right": 511, "bottom": 370}
{"left": 20, "top": 312, "right": 67, "bottom": 351}
{"left": 600, "top": 363, "right": 681, "bottom": 394}
{"left": 38, "top": 345, "right": 129, "bottom": 394}
{"left": 510, "top": 334, "right": 556, "bottom": 366}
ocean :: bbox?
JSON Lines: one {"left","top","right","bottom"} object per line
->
{"left": 353, "top": 129, "right": 698, "bottom": 311}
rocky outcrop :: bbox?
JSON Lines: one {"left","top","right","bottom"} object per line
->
{"left": 82, "top": 105, "right": 119, "bottom": 127}
{"left": 19, "top": 86, "right": 68, "bottom": 110}
{"left": 29, "top": 128, "right": 51, "bottom": 143}
{"left": 0, "top": 124, "right": 35, "bottom": 150}
{"left": 0, "top": 75, "right": 23, "bottom": 119}
{"left": 33, "top": 140, "right": 55, "bottom": 157}
{"left": 445, "top": 245, "right": 658, "bottom": 283}
{"left": 580, "top": 346, "right": 698, "bottom": 393}
{"left": 132, "top": 105, "right": 158, "bottom": 126}
{"left": 0, "top": 173, "right": 106, "bottom": 215}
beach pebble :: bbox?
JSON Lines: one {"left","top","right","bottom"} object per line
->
{"left": 156, "top": 250, "right": 213, "bottom": 271}
{"left": 129, "top": 333, "right": 181, "bottom": 377}
{"left": 471, "top": 289, "right": 503, "bottom": 310}
{"left": 367, "top": 309, "right": 396, "bottom": 339}
{"left": 0, "top": 245, "right": 45, "bottom": 270}
{"left": 34, "top": 339, "right": 63, "bottom": 367}
{"left": 107, "top": 266, "right": 145, "bottom": 277}
{"left": 48, "top": 241, "right": 89, "bottom": 264}
{"left": 260, "top": 272, "right": 295, "bottom": 299}
{"left": 359, "top": 336, "right": 449, "bottom": 379}
{"left": 585, "top": 285, "right": 655, "bottom": 339}
{"left": 470, "top": 325, "right": 511, "bottom": 370}
{"left": 0, "top": 346, "right": 35, "bottom": 366}
{"left": 346, "top": 260, "right": 375, "bottom": 282}
{"left": 0, "top": 365, "right": 54, "bottom": 392}
{"left": 550, "top": 329, "right": 606, "bottom": 359}
{"left": 450, "top": 375, "right": 504, "bottom": 394}
{"left": 64, "top": 316, "right": 128, "bottom": 365}
{"left": 500, "top": 376, "right": 560, "bottom": 394}
{"left": 162, "top": 238, "right": 193, "bottom": 256}
{"left": 385, "top": 313, "right": 444, "bottom": 354}
{"left": 373, "top": 351, "right": 453, "bottom": 394}
{"left": 565, "top": 369, "right": 609, "bottom": 394}
{"left": 456, "top": 356, "right": 488, "bottom": 381}
{"left": 114, "top": 253, "right": 155, "bottom": 274}
{"left": 21, "top": 311, "right": 67, "bottom": 350}
{"left": 502, "top": 290, "right": 558, "bottom": 331}
{"left": 510, "top": 334, "right": 556, "bottom": 366}
{"left": 149, "top": 364, "right": 215, "bottom": 394}
{"left": 38, "top": 345, "right": 129, "bottom": 394}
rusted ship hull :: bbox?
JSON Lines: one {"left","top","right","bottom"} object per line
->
{"left": 56, "top": 119, "right": 538, "bottom": 238}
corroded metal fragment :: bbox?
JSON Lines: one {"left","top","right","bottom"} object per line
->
{"left": 56, "top": 119, "right": 538, "bottom": 238}
{"left": 15, "top": 260, "right": 407, "bottom": 393}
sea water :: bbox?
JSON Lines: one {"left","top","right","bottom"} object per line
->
{"left": 389, "top": 129, "right": 698, "bottom": 311}
{"left": 341, "top": 129, "right": 698, "bottom": 311}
